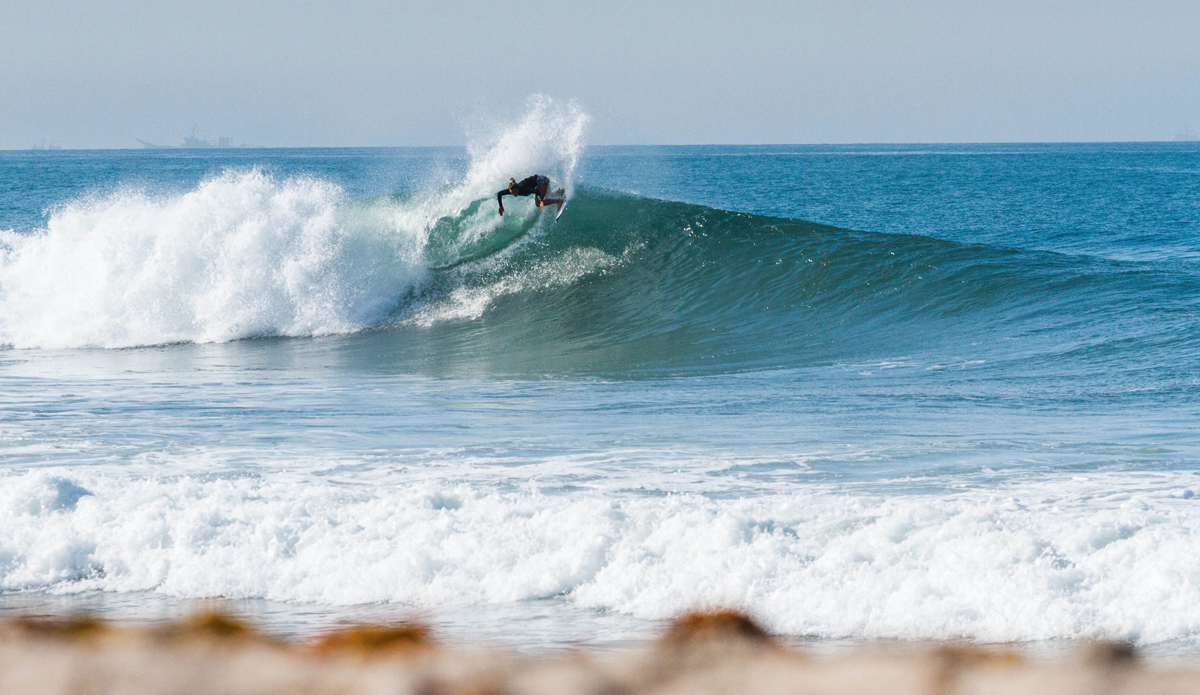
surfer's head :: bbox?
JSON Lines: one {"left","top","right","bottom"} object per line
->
{"left": 508, "top": 178, "right": 519, "bottom": 194}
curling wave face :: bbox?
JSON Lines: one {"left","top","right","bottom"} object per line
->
{"left": 1, "top": 163, "right": 1196, "bottom": 393}
{"left": 383, "top": 191, "right": 1200, "bottom": 379}
{"left": 3, "top": 176, "right": 1199, "bottom": 384}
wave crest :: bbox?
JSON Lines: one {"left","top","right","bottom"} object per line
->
{"left": 0, "top": 97, "right": 591, "bottom": 350}
{"left": 0, "top": 170, "right": 425, "bottom": 348}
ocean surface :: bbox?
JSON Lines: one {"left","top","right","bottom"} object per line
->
{"left": 2, "top": 107, "right": 1200, "bottom": 655}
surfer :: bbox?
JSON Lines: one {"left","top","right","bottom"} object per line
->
{"left": 496, "top": 175, "right": 564, "bottom": 216}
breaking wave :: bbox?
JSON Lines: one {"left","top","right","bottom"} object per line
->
{"left": 3, "top": 468, "right": 1199, "bottom": 644}
{"left": 0, "top": 97, "right": 588, "bottom": 349}
{"left": 0, "top": 97, "right": 1194, "bottom": 380}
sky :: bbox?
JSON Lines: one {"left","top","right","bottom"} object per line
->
{"left": 2, "top": 0, "right": 1198, "bottom": 148}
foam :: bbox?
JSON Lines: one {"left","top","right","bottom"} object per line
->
{"left": 0, "top": 171, "right": 432, "bottom": 349}
{"left": 3, "top": 468, "right": 1199, "bottom": 645}
{"left": 404, "top": 247, "right": 620, "bottom": 326}
{"left": 0, "top": 97, "right": 590, "bottom": 349}
{"left": 462, "top": 95, "right": 588, "bottom": 202}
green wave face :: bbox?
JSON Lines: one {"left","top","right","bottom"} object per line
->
{"left": 423, "top": 197, "right": 545, "bottom": 270}
{"left": 341, "top": 188, "right": 1198, "bottom": 377}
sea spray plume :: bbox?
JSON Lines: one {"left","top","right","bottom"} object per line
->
{"left": 409, "top": 96, "right": 590, "bottom": 264}
{"left": 0, "top": 170, "right": 428, "bottom": 349}
{"left": 408, "top": 96, "right": 590, "bottom": 266}
{"left": 463, "top": 95, "right": 588, "bottom": 201}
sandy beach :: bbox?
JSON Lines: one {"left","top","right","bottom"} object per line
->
{"left": 3, "top": 610, "right": 1198, "bottom": 695}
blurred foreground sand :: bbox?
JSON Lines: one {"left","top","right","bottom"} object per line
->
{"left": 2, "top": 610, "right": 1198, "bottom": 695}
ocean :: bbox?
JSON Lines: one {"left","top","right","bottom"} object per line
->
{"left": 2, "top": 106, "right": 1199, "bottom": 656}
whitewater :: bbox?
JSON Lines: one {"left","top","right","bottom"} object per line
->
{"left": 2, "top": 101, "right": 1199, "bottom": 655}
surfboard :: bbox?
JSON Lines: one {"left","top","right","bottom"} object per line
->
{"left": 550, "top": 187, "right": 568, "bottom": 221}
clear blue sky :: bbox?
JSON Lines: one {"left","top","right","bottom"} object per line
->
{"left": 3, "top": 0, "right": 1198, "bottom": 148}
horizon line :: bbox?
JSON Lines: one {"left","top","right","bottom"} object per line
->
{"left": 6, "top": 139, "right": 1200, "bottom": 153}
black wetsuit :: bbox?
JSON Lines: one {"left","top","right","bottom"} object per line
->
{"left": 497, "top": 175, "right": 549, "bottom": 208}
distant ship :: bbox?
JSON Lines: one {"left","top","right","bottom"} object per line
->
{"left": 137, "top": 126, "right": 235, "bottom": 149}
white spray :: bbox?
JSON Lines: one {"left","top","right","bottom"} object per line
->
{"left": 0, "top": 97, "right": 590, "bottom": 349}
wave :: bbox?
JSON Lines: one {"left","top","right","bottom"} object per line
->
{"left": 377, "top": 190, "right": 1198, "bottom": 375}
{"left": 2, "top": 105, "right": 1195, "bottom": 376}
{"left": 3, "top": 467, "right": 1200, "bottom": 644}
{"left": 0, "top": 97, "right": 588, "bottom": 350}
{"left": 0, "top": 171, "right": 427, "bottom": 348}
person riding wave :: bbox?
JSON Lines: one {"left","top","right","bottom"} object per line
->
{"left": 496, "top": 175, "right": 564, "bottom": 216}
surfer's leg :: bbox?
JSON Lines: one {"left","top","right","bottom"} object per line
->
{"left": 534, "top": 181, "right": 562, "bottom": 210}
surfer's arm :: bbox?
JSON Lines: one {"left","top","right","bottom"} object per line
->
{"left": 496, "top": 190, "right": 510, "bottom": 215}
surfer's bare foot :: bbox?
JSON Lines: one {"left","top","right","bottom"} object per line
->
{"left": 555, "top": 188, "right": 564, "bottom": 196}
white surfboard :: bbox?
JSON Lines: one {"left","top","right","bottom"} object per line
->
{"left": 555, "top": 199, "right": 569, "bottom": 221}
